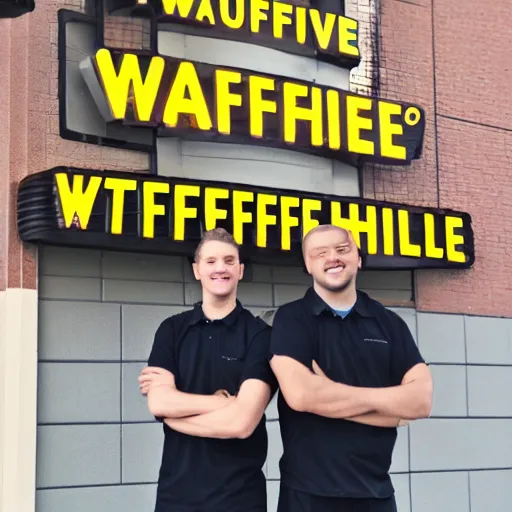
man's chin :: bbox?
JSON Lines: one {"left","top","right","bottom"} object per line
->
{"left": 316, "top": 277, "right": 353, "bottom": 293}
{"left": 205, "top": 286, "right": 236, "bottom": 298}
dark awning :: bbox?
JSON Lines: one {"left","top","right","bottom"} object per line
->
{"left": 0, "top": 0, "right": 35, "bottom": 18}
{"left": 17, "top": 167, "right": 475, "bottom": 271}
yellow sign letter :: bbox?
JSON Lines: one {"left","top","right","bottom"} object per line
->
{"left": 163, "top": 62, "right": 213, "bottom": 130}
{"left": 232, "top": 190, "right": 254, "bottom": 244}
{"left": 204, "top": 187, "right": 229, "bottom": 230}
{"left": 56, "top": 173, "right": 102, "bottom": 230}
{"left": 104, "top": 177, "right": 137, "bottom": 235}
{"left": 445, "top": 216, "right": 466, "bottom": 263}
{"left": 174, "top": 184, "right": 201, "bottom": 241}
{"left": 143, "top": 181, "right": 170, "bottom": 238}
{"left": 94, "top": 49, "right": 164, "bottom": 122}
{"left": 256, "top": 193, "right": 277, "bottom": 247}
{"left": 280, "top": 196, "right": 300, "bottom": 250}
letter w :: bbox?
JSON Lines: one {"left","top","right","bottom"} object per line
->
{"left": 94, "top": 48, "right": 165, "bottom": 122}
{"left": 55, "top": 173, "right": 103, "bottom": 230}
{"left": 161, "top": 0, "right": 195, "bottom": 16}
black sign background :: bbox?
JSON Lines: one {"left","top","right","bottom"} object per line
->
{"left": 17, "top": 167, "right": 475, "bottom": 270}
{"left": 91, "top": 49, "right": 426, "bottom": 166}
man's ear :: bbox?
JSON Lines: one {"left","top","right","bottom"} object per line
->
{"left": 304, "top": 257, "right": 312, "bottom": 275}
{"left": 192, "top": 262, "right": 200, "bottom": 280}
{"left": 239, "top": 263, "right": 245, "bottom": 280}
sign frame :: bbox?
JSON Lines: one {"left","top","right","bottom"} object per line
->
{"left": 57, "top": 8, "right": 155, "bottom": 153}
{"left": 79, "top": 47, "right": 426, "bottom": 167}
{"left": 0, "top": 0, "right": 35, "bottom": 18}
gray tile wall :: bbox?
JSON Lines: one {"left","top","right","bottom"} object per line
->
{"left": 37, "top": 246, "right": 512, "bottom": 512}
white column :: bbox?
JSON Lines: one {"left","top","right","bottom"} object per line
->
{"left": 0, "top": 288, "right": 38, "bottom": 512}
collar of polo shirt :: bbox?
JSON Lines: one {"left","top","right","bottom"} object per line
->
{"left": 188, "top": 300, "right": 244, "bottom": 327}
{"left": 303, "top": 287, "right": 373, "bottom": 318}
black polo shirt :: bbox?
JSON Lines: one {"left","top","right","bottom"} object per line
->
{"left": 270, "top": 287, "right": 425, "bottom": 499}
{"left": 148, "top": 301, "right": 277, "bottom": 512}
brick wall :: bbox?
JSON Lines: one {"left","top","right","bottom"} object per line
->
{"left": 364, "top": 0, "right": 512, "bottom": 317}
{"left": 0, "top": 0, "right": 149, "bottom": 292}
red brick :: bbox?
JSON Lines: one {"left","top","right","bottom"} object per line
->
{"left": 433, "top": 0, "right": 512, "bottom": 129}
{"left": 416, "top": 118, "right": 512, "bottom": 317}
{"left": 369, "top": 0, "right": 512, "bottom": 316}
{"left": 364, "top": 0, "right": 438, "bottom": 208}
{"left": 1, "top": 0, "right": 150, "bottom": 290}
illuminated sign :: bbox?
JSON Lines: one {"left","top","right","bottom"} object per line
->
{"left": 106, "top": 0, "right": 360, "bottom": 68}
{"left": 80, "top": 48, "right": 425, "bottom": 166}
{"left": 17, "top": 167, "right": 474, "bottom": 270}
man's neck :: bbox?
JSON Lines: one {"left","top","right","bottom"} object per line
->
{"left": 314, "top": 282, "right": 357, "bottom": 311}
{"left": 201, "top": 293, "right": 237, "bottom": 320}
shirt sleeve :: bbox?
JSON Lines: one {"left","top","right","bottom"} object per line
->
{"left": 269, "top": 305, "right": 315, "bottom": 370}
{"left": 147, "top": 317, "right": 177, "bottom": 375}
{"left": 390, "top": 314, "right": 426, "bottom": 385}
{"left": 239, "top": 325, "right": 279, "bottom": 397}
{"left": 147, "top": 317, "right": 176, "bottom": 422}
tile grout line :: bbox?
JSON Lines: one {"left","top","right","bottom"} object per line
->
{"left": 36, "top": 415, "right": 512, "bottom": 426}
{"left": 120, "top": 302, "right": 123, "bottom": 484}
{"left": 37, "top": 481, "right": 158, "bottom": 491}
{"left": 463, "top": 316, "right": 470, "bottom": 416}
{"left": 467, "top": 471, "right": 472, "bottom": 512}
{"left": 35, "top": 467, "right": 512, "bottom": 492}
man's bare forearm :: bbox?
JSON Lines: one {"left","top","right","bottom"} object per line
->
{"left": 147, "top": 386, "right": 228, "bottom": 419}
{"left": 164, "top": 402, "right": 249, "bottom": 439}
{"left": 345, "top": 412, "right": 408, "bottom": 428}
{"left": 165, "top": 416, "right": 234, "bottom": 439}
{"left": 300, "top": 376, "right": 429, "bottom": 420}
{"left": 297, "top": 375, "right": 375, "bottom": 418}
{"left": 366, "top": 380, "right": 432, "bottom": 420}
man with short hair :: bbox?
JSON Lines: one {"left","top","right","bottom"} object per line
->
{"left": 270, "top": 224, "right": 433, "bottom": 512}
{"left": 139, "top": 228, "right": 277, "bottom": 512}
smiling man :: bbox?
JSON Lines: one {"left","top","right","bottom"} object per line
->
{"left": 139, "top": 228, "right": 277, "bottom": 512}
{"left": 269, "top": 224, "right": 433, "bottom": 512}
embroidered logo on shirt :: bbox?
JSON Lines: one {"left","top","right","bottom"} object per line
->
{"left": 363, "top": 338, "right": 388, "bottom": 344}
{"left": 221, "top": 356, "right": 239, "bottom": 361}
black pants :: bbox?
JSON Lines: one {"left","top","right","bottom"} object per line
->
{"left": 277, "top": 484, "right": 398, "bottom": 512}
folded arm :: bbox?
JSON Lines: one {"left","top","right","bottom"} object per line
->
{"left": 271, "top": 356, "right": 432, "bottom": 421}
{"left": 141, "top": 367, "right": 230, "bottom": 419}
{"left": 345, "top": 413, "right": 408, "bottom": 428}
{"left": 164, "top": 378, "right": 271, "bottom": 439}
{"left": 364, "top": 363, "right": 433, "bottom": 420}
{"left": 147, "top": 385, "right": 230, "bottom": 419}
{"left": 270, "top": 356, "right": 375, "bottom": 417}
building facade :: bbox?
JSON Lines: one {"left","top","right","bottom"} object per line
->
{"left": 0, "top": 0, "right": 511, "bottom": 511}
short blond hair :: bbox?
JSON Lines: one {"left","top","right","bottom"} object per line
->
{"left": 194, "top": 228, "right": 240, "bottom": 262}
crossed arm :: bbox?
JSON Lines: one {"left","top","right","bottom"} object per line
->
{"left": 140, "top": 367, "right": 271, "bottom": 439}
{"left": 164, "top": 379, "right": 271, "bottom": 439}
{"left": 270, "top": 357, "right": 433, "bottom": 428}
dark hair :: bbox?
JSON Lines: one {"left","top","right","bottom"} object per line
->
{"left": 194, "top": 228, "right": 240, "bottom": 262}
